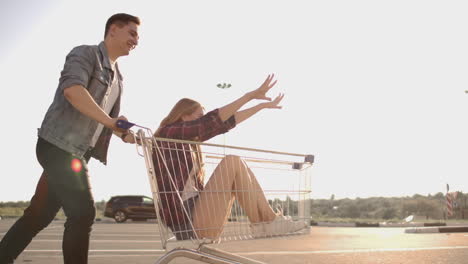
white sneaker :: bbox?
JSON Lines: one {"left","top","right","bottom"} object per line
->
{"left": 250, "top": 222, "right": 266, "bottom": 238}
{"left": 263, "top": 215, "right": 307, "bottom": 237}
{"left": 250, "top": 216, "right": 307, "bottom": 238}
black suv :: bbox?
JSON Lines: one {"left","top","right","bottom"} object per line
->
{"left": 104, "top": 195, "right": 157, "bottom": 223}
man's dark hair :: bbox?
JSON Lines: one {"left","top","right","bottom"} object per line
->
{"left": 104, "top": 13, "right": 141, "bottom": 38}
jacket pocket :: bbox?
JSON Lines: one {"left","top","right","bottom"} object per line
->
{"left": 87, "top": 69, "right": 110, "bottom": 99}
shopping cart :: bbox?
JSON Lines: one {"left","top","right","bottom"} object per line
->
{"left": 119, "top": 120, "right": 314, "bottom": 264}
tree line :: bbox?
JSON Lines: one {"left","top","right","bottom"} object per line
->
{"left": 308, "top": 192, "right": 468, "bottom": 220}
{"left": 3, "top": 193, "right": 468, "bottom": 220}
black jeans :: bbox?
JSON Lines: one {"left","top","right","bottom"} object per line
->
{"left": 170, "top": 195, "right": 199, "bottom": 240}
{"left": 0, "top": 138, "right": 96, "bottom": 264}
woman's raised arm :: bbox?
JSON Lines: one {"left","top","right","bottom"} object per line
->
{"left": 234, "top": 93, "right": 284, "bottom": 125}
{"left": 218, "top": 74, "right": 277, "bottom": 121}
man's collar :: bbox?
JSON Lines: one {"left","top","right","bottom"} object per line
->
{"left": 98, "top": 41, "right": 113, "bottom": 70}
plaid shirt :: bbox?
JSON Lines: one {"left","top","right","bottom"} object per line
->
{"left": 152, "top": 109, "right": 236, "bottom": 227}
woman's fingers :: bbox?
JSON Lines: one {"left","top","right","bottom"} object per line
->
{"left": 268, "top": 79, "right": 278, "bottom": 89}
{"left": 264, "top": 74, "right": 274, "bottom": 85}
{"left": 263, "top": 93, "right": 284, "bottom": 109}
{"left": 253, "top": 73, "right": 278, "bottom": 101}
{"left": 273, "top": 93, "right": 284, "bottom": 107}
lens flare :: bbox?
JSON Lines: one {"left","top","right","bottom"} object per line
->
{"left": 71, "top": 158, "right": 82, "bottom": 173}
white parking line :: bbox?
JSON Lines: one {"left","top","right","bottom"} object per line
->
{"left": 33, "top": 239, "right": 160, "bottom": 243}
{"left": 43, "top": 225, "right": 62, "bottom": 229}
{"left": 20, "top": 254, "right": 164, "bottom": 259}
{"left": 240, "top": 246, "right": 468, "bottom": 255}
{"left": 10, "top": 233, "right": 160, "bottom": 237}
{"left": 25, "top": 249, "right": 165, "bottom": 252}
{"left": 23, "top": 246, "right": 468, "bottom": 255}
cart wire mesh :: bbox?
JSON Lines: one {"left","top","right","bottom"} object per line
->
{"left": 131, "top": 127, "right": 314, "bottom": 264}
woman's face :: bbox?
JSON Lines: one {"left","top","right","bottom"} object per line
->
{"left": 182, "top": 106, "right": 204, "bottom": 121}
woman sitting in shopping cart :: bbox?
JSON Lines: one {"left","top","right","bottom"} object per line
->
{"left": 152, "top": 74, "right": 306, "bottom": 240}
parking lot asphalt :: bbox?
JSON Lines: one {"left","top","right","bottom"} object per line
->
{"left": 1, "top": 219, "right": 467, "bottom": 264}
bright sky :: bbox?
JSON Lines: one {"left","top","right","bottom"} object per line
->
{"left": 1, "top": 0, "right": 468, "bottom": 202}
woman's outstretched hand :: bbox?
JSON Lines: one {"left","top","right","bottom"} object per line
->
{"left": 261, "top": 93, "right": 285, "bottom": 109}
{"left": 218, "top": 73, "right": 281, "bottom": 123}
{"left": 248, "top": 74, "right": 278, "bottom": 101}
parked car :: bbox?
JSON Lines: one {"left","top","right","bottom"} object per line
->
{"left": 104, "top": 195, "right": 157, "bottom": 223}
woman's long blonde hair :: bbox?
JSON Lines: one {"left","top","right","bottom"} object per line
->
{"left": 154, "top": 98, "right": 202, "bottom": 137}
{"left": 155, "top": 98, "right": 205, "bottom": 183}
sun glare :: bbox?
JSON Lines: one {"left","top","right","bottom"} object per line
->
{"left": 71, "top": 158, "right": 82, "bottom": 173}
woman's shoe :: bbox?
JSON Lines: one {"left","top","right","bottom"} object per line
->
{"left": 250, "top": 215, "right": 307, "bottom": 238}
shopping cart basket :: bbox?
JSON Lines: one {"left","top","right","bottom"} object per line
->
{"left": 121, "top": 121, "right": 314, "bottom": 264}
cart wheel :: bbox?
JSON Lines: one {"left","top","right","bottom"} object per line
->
{"left": 114, "top": 210, "right": 127, "bottom": 223}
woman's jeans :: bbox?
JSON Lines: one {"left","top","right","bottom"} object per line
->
{"left": 0, "top": 137, "right": 96, "bottom": 264}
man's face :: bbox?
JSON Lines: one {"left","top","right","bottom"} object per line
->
{"left": 111, "top": 22, "right": 139, "bottom": 56}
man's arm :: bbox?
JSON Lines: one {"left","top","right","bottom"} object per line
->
{"left": 63, "top": 85, "right": 125, "bottom": 133}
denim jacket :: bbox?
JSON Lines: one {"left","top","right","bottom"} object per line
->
{"left": 38, "top": 41, "right": 123, "bottom": 165}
